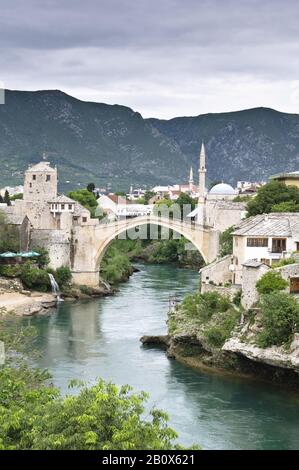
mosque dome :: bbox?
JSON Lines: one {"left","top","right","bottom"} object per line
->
{"left": 209, "top": 183, "right": 237, "bottom": 196}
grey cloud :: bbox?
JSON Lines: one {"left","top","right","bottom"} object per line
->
{"left": 0, "top": 0, "right": 299, "bottom": 117}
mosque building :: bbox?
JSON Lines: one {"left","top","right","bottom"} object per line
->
{"left": 187, "top": 143, "right": 246, "bottom": 232}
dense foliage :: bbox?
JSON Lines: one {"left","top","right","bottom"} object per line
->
{"left": 0, "top": 371, "right": 183, "bottom": 450}
{"left": 0, "top": 319, "right": 186, "bottom": 450}
{"left": 100, "top": 244, "right": 133, "bottom": 284}
{"left": 169, "top": 291, "right": 241, "bottom": 348}
{"left": 219, "top": 226, "right": 234, "bottom": 257}
{"left": 0, "top": 210, "right": 20, "bottom": 253}
{"left": 246, "top": 180, "right": 299, "bottom": 217}
{"left": 67, "top": 189, "right": 98, "bottom": 216}
{"left": 258, "top": 292, "right": 299, "bottom": 347}
{"left": 256, "top": 271, "right": 288, "bottom": 295}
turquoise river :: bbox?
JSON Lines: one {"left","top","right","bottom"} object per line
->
{"left": 24, "top": 263, "right": 299, "bottom": 450}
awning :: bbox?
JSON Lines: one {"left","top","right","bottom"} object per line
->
{"left": 17, "top": 251, "right": 40, "bottom": 257}
{"left": 0, "top": 251, "right": 40, "bottom": 258}
{"left": 0, "top": 252, "right": 18, "bottom": 258}
{"left": 186, "top": 207, "right": 200, "bottom": 218}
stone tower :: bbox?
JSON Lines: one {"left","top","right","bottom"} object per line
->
{"left": 23, "top": 161, "right": 57, "bottom": 203}
{"left": 189, "top": 166, "right": 193, "bottom": 192}
{"left": 197, "top": 142, "right": 206, "bottom": 225}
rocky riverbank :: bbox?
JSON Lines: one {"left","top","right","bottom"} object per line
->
{"left": 0, "top": 275, "right": 113, "bottom": 316}
{"left": 140, "top": 291, "right": 299, "bottom": 389}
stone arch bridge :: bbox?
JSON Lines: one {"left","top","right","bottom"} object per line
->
{"left": 70, "top": 215, "right": 219, "bottom": 286}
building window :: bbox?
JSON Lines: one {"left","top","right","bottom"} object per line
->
{"left": 46, "top": 174, "right": 51, "bottom": 181}
{"left": 29, "top": 183, "right": 32, "bottom": 188}
{"left": 61, "top": 204, "right": 65, "bottom": 210}
{"left": 82, "top": 217, "right": 87, "bottom": 223}
{"left": 247, "top": 238, "right": 268, "bottom": 247}
{"left": 296, "top": 242, "right": 299, "bottom": 252}
{"left": 272, "top": 238, "right": 286, "bottom": 253}
{"left": 32, "top": 175, "right": 36, "bottom": 180}
{"left": 68, "top": 204, "right": 72, "bottom": 210}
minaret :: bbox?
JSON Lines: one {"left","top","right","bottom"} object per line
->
{"left": 197, "top": 142, "right": 206, "bottom": 225}
{"left": 198, "top": 142, "right": 206, "bottom": 203}
{"left": 189, "top": 166, "right": 193, "bottom": 192}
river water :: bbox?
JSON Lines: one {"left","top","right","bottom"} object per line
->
{"left": 25, "top": 263, "right": 299, "bottom": 450}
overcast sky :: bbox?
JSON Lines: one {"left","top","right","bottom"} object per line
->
{"left": 1, "top": 0, "right": 299, "bottom": 118}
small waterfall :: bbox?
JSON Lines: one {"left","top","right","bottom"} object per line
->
{"left": 48, "top": 273, "right": 63, "bottom": 302}
{"left": 101, "top": 279, "right": 111, "bottom": 292}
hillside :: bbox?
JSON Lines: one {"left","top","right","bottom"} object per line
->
{"left": 148, "top": 108, "right": 299, "bottom": 185}
{"left": 1, "top": 90, "right": 299, "bottom": 190}
{"left": 0, "top": 90, "right": 187, "bottom": 191}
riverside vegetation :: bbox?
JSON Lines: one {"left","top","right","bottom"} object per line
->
{"left": 0, "top": 318, "right": 197, "bottom": 450}
{"left": 163, "top": 268, "right": 299, "bottom": 384}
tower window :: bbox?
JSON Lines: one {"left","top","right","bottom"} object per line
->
{"left": 32, "top": 175, "right": 36, "bottom": 180}
{"left": 46, "top": 175, "right": 51, "bottom": 181}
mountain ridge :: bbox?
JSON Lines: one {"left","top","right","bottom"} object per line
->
{"left": 0, "top": 89, "right": 299, "bottom": 190}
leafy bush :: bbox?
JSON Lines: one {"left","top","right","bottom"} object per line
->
{"left": 101, "top": 247, "right": 132, "bottom": 284}
{"left": 32, "top": 246, "right": 50, "bottom": 268}
{"left": 271, "top": 201, "right": 299, "bottom": 213}
{"left": 256, "top": 271, "right": 288, "bottom": 295}
{"left": 246, "top": 180, "right": 299, "bottom": 217}
{"left": 0, "top": 264, "right": 22, "bottom": 278}
{"left": 181, "top": 291, "right": 231, "bottom": 322}
{"left": 0, "top": 367, "right": 186, "bottom": 450}
{"left": 232, "top": 290, "right": 242, "bottom": 306}
{"left": 204, "top": 309, "right": 241, "bottom": 348}
{"left": 271, "top": 258, "right": 296, "bottom": 268}
{"left": 55, "top": 266, "right": 72, "bottom": 287}
{"left": 219, "top": 226, "right": 234, "bottom": 257}
{"left": 258, "top": 292, "right": 299, "bottom": 347}
{"left": 20, "top": 264, "right": 50, "bottom": 292}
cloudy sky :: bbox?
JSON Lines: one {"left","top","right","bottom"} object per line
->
{"left": 1, "top": 0, "right": 299, "bottom": 118}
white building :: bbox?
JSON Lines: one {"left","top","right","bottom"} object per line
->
{"left": 97, "top": 194, "right": 153, "bottom": 220}
{"left": 232, "top": 213, "right": 299, "bottom": 284}
{"left": 0, "top": 185, "right": 24, "bottom": 197}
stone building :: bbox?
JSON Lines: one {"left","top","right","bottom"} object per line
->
{"left": 1, "top": 160, "right": 96, "bottom": 271}
{"left": 232, "top": 213, "right": 299, "bottom": 284}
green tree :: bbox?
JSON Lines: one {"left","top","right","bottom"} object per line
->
{"left": 144, "top": 190, "right": 155, "bottom": 204}
{"left": 256, "top": 271, "right": 288, "bottom": 295}
{"left": 87, "top": 182, "right": 95, "bottom": 193}
{"left": 271, "top": 200, "right": 299, "bottom": 212}
{"left": 10, "top": 193, "right": 23, "bottom": 201}
{"left": 20, "top": 264, "right": 50, "bottom": 292}
{"left": 0, "top": 320, "right": 189, "bottom": 450}
{"left": 68, "top": 189, "right": 98, "bottom": 215}
{"left": 258, "top": 292, "right": 299, "bottom": 347}
{"left": 4, "top": 189, "right": 11, "bottom": 206}
{"left": 32, "top": 246, "right": 50, "bottom": 268}
{"left": 246, "top": 180, "right": 299, "bottom": 217}
{"left": 0, "top": 370, "right": 185, "bottom": 450}
{"left": 219, "top": 226, "right": 234, "bottom": 257}
{"left": 55, "top": 266, "right": 72, "bottom": 287}
{"left": 175, "top": 193, "right": 196, "bottom": 212}
{"left": 0, "top": 210, "right": 20, "bottom": 253}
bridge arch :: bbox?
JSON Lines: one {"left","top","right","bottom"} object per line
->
{"left": 71, "top": 215, "right": 219, "bottom": 287}
{"left": 95, "top": 216, "right": 209, "bottom": 271}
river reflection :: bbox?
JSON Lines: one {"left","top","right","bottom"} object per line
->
{"left": 26, "top": 264, "right": 299, "bottom": 450}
